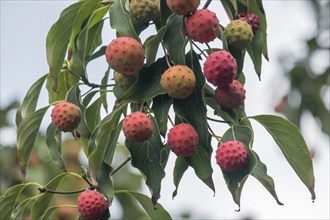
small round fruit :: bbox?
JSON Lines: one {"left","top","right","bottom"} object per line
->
{"left": 160, "top": 65, "right": 196, "bottom": 99}
{"left": 122, "top": 112, "right": 153, "bottom": 142}
{"left": 77, "top": 190, "right": 109, "bottom": 220}
{"left": 114, "top": 71, "right": 137, "bottom": 90}
{"left": 224, "top": 20, "right": 253, "bottom": 50}
{"left": 51, "top": 101, "right": 81, "bottom": 132}
{"left": 236, "top": 13, "right": 260, "bottom": 34}
{"left": 105, "top": 37, "right": 145, "bottom": 75}
{"left": 185, "top": 9, "right": 220, "bottom": 43}
{"left": 203, "top": 50, "right": 237, "bottom": 86}
{"left": 167, "top": 123, "right": 199, "bottom": 157}
{"left": 166, "top": 0, "right": 200, "bottom": 16}
{"left": 130, "top": 0, "right": 160, "bottom": 23}
{"left": 215, "top": 80, "right": 246, "bottom": 109}
{"left": 215, "top": 140, "right": 248, "bottom": 172}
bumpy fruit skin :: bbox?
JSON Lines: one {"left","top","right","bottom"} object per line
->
{"left": 51, "top": 101, "right": 81, "bottom": 132}
{"left": 167, "top": 123, "right": 199, "bottom": 157}
{"left": 224, "top": 20, "right": 253, "bottom": 50}
{"left": 236, "top": 13, "right": 260, "bottom": 34}
{"left": 160, "top": 65, "right": 196, "bottom": 99}
{"left": 77, "top": 190, "right": 109, "bottom": 220}
{"left": 122, "top": 112, "right": 153, "bottom": 142}
{"left": 215, "top": 80, "right": 246, "bottom": 109}
{"left": 185, "top": 9, "right": 220, "bottom": 43}
{"left": 114, "top": 71, "right": 137, "bottom": 90}
{"left": 130, "top": 0, "right": 160, "bottom": 23}
{"left": 203, "top": 50, "right": 237, "bottom": 86}
{"left": 215, "top": 140, "right": 248, "bottom": 172}
{"left": 166, "top": 0, "right": 200, "bottom": 15}
{"left": 105, "top": 37, "right": 145, "bottom": 75}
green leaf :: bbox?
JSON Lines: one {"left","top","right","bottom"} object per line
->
{"left": 115, "top": 190, "right": 172, "bottom": 220}
{"left": 249, "top": 115, "right": 316, "bottom": 201}
{"left": 88, "top": 104, "right": 126, "bottom": 179}
{"left": 45, "top": 123, "right": 66, "bottom": 171}
{"left": 17, "top": 106, "right": 50, "bottom": 168}
{"left": 144, "top": 26, "right": 167, "bottom": 66}
{"left": 125, "top": 116, "right": 169, "bottom": 205}
{"left": 220, "top": 0, "right": 236, "bottom": 20}
{"left": 96, "top": 162, "right": 114, "bottom": 203}
{"left": 30, "top": 172, "right": 78, "bottom": 219}
{"left": 249, "top": 0, "right": 269, "bottom": 60}
{"left": 163, "top": 14, "right": 186, "bottom": 65}
{"left": 247, "top": 31, "right": 263, "bottom": 79}
{"left": 100, "top": 67, "right": 110, "bottom": 112}
{"left": 109, "top": 0, "right": 139, "bottom": 39}
{"left": 251, "top": 153, "right": 283, "bottom": 205}
{"left": 151, "top": 94, "right": 172, "bottom": 137}
{"left": 10, "top": 196, "right": 38, "bottom": 220}
{"left": 118, "top": 57, "right": 168, "bottom": 103}
{"left": 172, "top": 157, "right": 189, "bottom": 198}
{"left": 0, "top": 182, "right": 41, "bottom": 220}
{"left": 16, "top": 74, "right": 47, "bottom": 127}
{"left": 221, "top": 126, "right": 257, "bottom": 209}
{"left": 85, "top": 98, "right": 102, "bottom": 132}
{"left": 40, "top": 205, "right": 77, "bottom": 220}
{"left": 186, "top": 147, "right": 215, "bottom": 193}
{"left": 46, "top": 70, "right": 79, "bottom": 103}
{"left": 46, "top": 1, "right": 84, "bottom": 91}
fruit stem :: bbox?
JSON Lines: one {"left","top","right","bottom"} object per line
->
{"left": 110, "top": 156, "right": 132, "bottom": 176}
{"left": 167, "top": 115, "right": 175, "bottom": 127}
{"left": 207, "top": 123, "right": 221, "bottom": 143}
{"left": 81, "top": 170, "right": 94, "bottom": 187}
{"left": 191, "top": 41, "right": 208, "bottom": 58}
{"left": 246, "top": 0, "right": 250, "bottom": 13}
{"left": 38, "top": 187, "right": 93, "bottom": 195}
{"left": 161, "top": 43, "right": 172, "bottom": 68}
{"left": 67, "top": 68, "right": 115, "bottom": 89}
{"left": 202, "top": 0, "right": 212, "bottom": 9}
{"left": 207, "top": 117, "right": 230, "bottom": 124}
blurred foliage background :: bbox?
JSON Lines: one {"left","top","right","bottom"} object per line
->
{"left": 274, "top": 0, "right": 329, "bottom": 137}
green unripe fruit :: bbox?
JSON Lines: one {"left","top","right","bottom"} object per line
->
{"left": 114, "top": 72, "right": 137, "bottom": 90}
{"left": 224, "top": 20, "right": 253, "bottom": 50}
{"left": 129, "top": 0, "right": 160, "bottom": 23}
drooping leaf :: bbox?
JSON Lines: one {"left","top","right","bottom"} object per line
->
{"left": 151, "top": 94, "right": 172, "bottom": 137}
{"left": 88, "top": 104, "right": 126, "bottom": 180}
{"left": 0, "top": 182, "right": 41, "bottom": 220}
{"left": 16, "top": 74, "right": 47, "bottom": 127}
{"left": 251, "top": 153, "right": 283, "bottom": 205}
{"left": 46, "top": 1, "right": 84, "bottom": 91}
{"left": 97, "top": 162, "right": 114, "bottom": 203}
{"left": 249, "top": 114, "right": 316, "bottom": 201}
{"left": 125, "top": 116, "right": 169, "bottom": 205}
{"left": 115, "top": 190, "right": 172, "bottom": 220}
{"left": 40, "top": 205, "right": 77, "bottom": 220}
{"left": 186, "top": 147, "right": 215, "bottom": 194}
{"left": 109, "top": 0, "right": 139, "bottom": 39}
{"left": 163, "top": 14, "right": 186, "bottom": 65}
{"left": 100, "top": 67, "right": 111, "bottom": 112}
{"left": 46, "top": 70, "right": 79, "bottom": 103}
{"left": 10, "top": 196, "right": 37, "bottom": 220}
{"left": 30, "top": 172, "right": 79, "bottom": 219}
{"left": 144, "top": 26, "right": 167, "bottom": 66}
{"left": 118, "top": 57, "right": 168, "bottom": 103}
{"left": 17, "top": 106, "right": 50, "bottom": 169}
{"left": 45, "top": 123, "right": 66, "bottom": 171}
{"left": 221, "top": 125, "right": 257, "bottom": 210}
{"left": 85, "top": 98, "right": 102, "bottom": 132}
{"left": 247, "top": 31, "right": 263, "bottom": 79}
{"left": 172, "top": 157, "right": 189, "bottom": 198}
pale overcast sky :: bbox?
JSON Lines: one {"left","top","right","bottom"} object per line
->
{"left": 0, "top": 1, "right": 329, "bottom": 219}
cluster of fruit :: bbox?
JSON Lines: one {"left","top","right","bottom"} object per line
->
{"left": 49, "top": 1, "right": 261, "bottom": 219}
